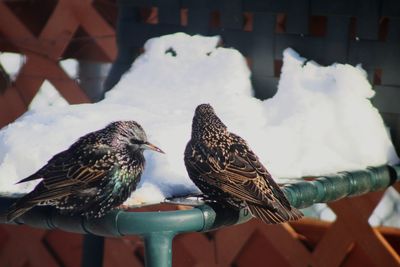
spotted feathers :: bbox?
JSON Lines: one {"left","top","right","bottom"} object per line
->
{"left": 5, "top": 121, "right": 163, "bottom": 222}
{"left": 184, "top": 104, "right": 303, "bottom": 224}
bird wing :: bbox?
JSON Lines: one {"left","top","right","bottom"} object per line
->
{"left": 186, "top": 140, "right": 290, "bottom": 210}
{"left": 225, "top": 144, "right": 292, "bottom": 209}
{"left": 43, "top": 145, "right": 114, "bottom": 189}
{"left": 220, "top": 148, "right": 284, "bottom": 208}
{"left": 19, "top": 143, "right": 114, "bottom": 191}
{"left": 6, "top": 144, "right": 116, "bottom": 221}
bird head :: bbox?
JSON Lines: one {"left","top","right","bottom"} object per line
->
{"left": 108, "top": 121, "right": 164, "bottom": 154}
{"left": 194, "top": 103, "right": 215, "bottom": 116}
{"left": 191, "top": 104, "right": 227, "bottom": 140}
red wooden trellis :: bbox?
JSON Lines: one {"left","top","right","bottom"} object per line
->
{"left": 0, "top": 0, "right": 116, "bottom": 127}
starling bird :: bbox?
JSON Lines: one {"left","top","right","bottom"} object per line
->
{"left": 184, "top": 104, "right": 302, "bottom": 224}
{"left": 5, "top": 121, "right": 164, "bottom": 222}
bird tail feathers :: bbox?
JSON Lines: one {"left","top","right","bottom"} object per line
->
{"left": 248, "top": 203, "right": 303, "bottom": 224}
{"left": 16, "top": 172, "right": 42, "bottom": 184}
{"left": 4, "top": 200, "right": 36, "bottom": 222}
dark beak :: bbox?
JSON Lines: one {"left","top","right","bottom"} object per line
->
{"left": 142, "top": 142, "right": 165, "bottom": 154}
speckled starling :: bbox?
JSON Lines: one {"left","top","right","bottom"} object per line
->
{"left": 6, "top": 121, "right": 164, "bottom": 222}
{"left": 184, "top": 104, "right": 303, "bottom": 224}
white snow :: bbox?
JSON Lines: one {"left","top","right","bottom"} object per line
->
{"left": 319, "top": 207, "right": 337, "bottom": 222}
{"left": 0, "top": 52, "right": 25, "bottom": 79}
{"left": 29, "top": 80, "right": 69, "bottom": 110}
{"left": 59, "top": 59, "right": 78, "bottom": 79}
{"left": 0, "top": 33, "right": 398, "bottom": 208}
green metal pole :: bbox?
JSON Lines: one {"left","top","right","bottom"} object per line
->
{"left": 143, "top": 232, "right": 175, "bottom": 267}
{"left": 281, "top": 165, "right": 397, "bottom": 209}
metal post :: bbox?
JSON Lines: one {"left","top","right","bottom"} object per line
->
{"left": 78, "top": 60, "right": 111, "bottom": 102}
{"left": 81, "top": 234, "right": 105, "bottom": 267}
{"left": 143, "top": 231, "right": 175, "bottom": 267}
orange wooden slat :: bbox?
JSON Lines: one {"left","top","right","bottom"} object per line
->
{"left": 12, "top": 54, "right": 90, "bottom": 106}
{"left": 330, "top": 195, "right": 400, "bottom": 267}
{"left": 0, "top": 0, "right": 95, "bottom": 112}
{"left": 214, "top": 220, "right": 257, "bottom": 266}
{"left": 43, "top": 230, "right": 83, "bottom": 267}
{"left": 342, "top": 243, "right": 379, "bottom": 267}
{"left": 258, "top": 223, "right": 317, "bottom": 267}
{"left": 312, "top": 219, "right": 354, "bottom": 267}
{"left": 77, "top": 3, "right": 117, "bottom": 61}
{"left": 14, "top": 54, "right": 47, "bottom": 104}
{"left": 37, "top": 0, "right": 80, "bottom": 59}
{"left": 0, "top": 0, "right": 119, "bottom": 127}
{"left": 376, "top": 225, "right": 400, "bottom": 252}
{"left": 312, "top": 190, "right": 389, "bottom": 267}
{"left": 235, "top": 231, "right": 294, "bottom": 267}
{"left": 176, "top": 232, "right": 217, "bottom": 266}
{"left": 0, "top": 225, "right": 59, "bottom": 267}
{"left": 0, "top": 3, "right": 45, "bottom": 54}
{"left": 47, "top": 66, "right": 90, "bottom": 104}
{"left": 0, "top": 86, "right": 27, "bottom": 127}
{"left": 172, "top": 233, "right": 217, "bottom": 267}
{"left": 289, "top": 217, "right": 330, "bottom": 246}
{"left": 103, "top": 238, "right": 143, "bottom": 267}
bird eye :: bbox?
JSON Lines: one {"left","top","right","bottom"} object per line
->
{"left": 130, "top": 138, "right": 144, "bottom": 145}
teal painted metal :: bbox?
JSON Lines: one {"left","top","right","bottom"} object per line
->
{"left": 282, "top": 165, "right": 397, "bottom": 209}
{"left": 0, "top": 201, "right": 253, "bottom": 236}
{"left": 392, "top": 164, "right": 400, "bottom": 178}
{"left": 0, "top": 164, "right": 399, "bottom": 267}
{"left": 144, "top": 232, "right": 175, "bottom": 267}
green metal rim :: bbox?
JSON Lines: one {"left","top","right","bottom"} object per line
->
{"left": 0, "top": 164, "right": 398, "bottom": 237}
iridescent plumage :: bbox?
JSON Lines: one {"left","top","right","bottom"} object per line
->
{"left": 184, "top": 104, "right": 302, "bottom": 224}
{"left": 6, "top": 121, "right": 164, "bottom": 221}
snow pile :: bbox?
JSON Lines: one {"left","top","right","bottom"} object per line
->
{"left": 261, "top": 49, "right": 398, "bottom": 176}
{"left": 29, "top": 81, "right": 69, "bottom": 110}
{"left": 0, "top": 33, "right": 398, "bottom": 206}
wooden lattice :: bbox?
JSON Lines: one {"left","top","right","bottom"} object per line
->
{"left": 0, "top": 0, "right": 117, "bottom": 127}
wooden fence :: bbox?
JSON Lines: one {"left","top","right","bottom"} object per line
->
{"left": 0, "top": 0, "right": 117, "bottom": 126}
